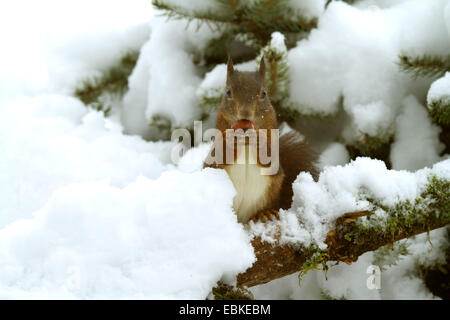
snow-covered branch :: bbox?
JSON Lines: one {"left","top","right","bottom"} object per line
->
{"left": 235, "top": 162, "right": 450, "bottom": 288}
{"left": 238, "top": 204, "right": 448, "bottom": 288}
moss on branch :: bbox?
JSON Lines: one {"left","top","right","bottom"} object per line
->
{"left": 428, "top": 99, "right": 450, "bottom": 127}
{"left": 326, "top": 176, "right": 449, "bottom": 263}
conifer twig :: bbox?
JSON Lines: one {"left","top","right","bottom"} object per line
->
{"left": 253, "top": 0, "right": 278, "bottom": 19}
{"left": 398, "top": 54, "right": 450, "bottom": 79}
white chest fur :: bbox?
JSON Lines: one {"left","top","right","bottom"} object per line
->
{"left": 225, "top": 146, "right": 270, "bottom": 223}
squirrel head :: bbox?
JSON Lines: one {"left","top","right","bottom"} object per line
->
{"left": 216, "top": 57, "right": 278, "bottom": 133}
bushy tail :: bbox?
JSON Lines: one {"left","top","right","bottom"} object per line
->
{"left": 278, "top": 130, "right": 318, "bottom": 209}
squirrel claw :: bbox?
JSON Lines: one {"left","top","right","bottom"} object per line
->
{"left": 251, "top": 209, "right": 280, "bottom": 223}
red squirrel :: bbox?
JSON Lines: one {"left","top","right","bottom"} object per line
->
{"left": 204, "top": 57, "right": 318, "bottom": 223}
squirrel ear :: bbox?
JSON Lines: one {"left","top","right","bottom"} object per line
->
{"left": 259, "top": 56, "right": 266, "bottom": 78}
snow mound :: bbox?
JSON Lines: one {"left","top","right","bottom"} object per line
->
{"left": 391, "top": 95, "right": 444, "bottom": 170}
{"left": 0, "top": 169, "right": 254, "bottom": 299}
{"left": 0, "top": 94, "right": 175, "bottom": 228}
{"left": 318, "top": 142, "right": 350, "bottom": 169}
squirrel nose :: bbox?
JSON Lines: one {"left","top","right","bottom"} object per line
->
{"left": 238, "top": 110, "right": 251, "bottom": 119}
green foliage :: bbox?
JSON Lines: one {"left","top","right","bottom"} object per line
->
{"left": 372, "top": 241, "right": 410, "bottom": 271}
{"left": 203, "top": 29, "right": 261, "bottom": 66}
{"left": 237, "top": 0, "right": 318, "bottom": 41}
{"left": 274, "top": 103, "right": 303, "bottom": 123}
{"left": 298, "top": 247, "right": 329, "bottom": 283}
{"left": 293, "top": 175, "right": 450, "bottom": 286}
{"left": 198, "top": 90, "right": 224, "bottom": 114}
{"left": 211, "top": 282, "right": 254, "bottom": 300}
{"left": 75, "top": 51, "right": 139, "bottom": 115}
{"left": 153, "top": 0, "right": 317, "bottom": 38}
{"left": 153, "top": 0, "right": 317, "bottom": 64}
{"left": 398, "top": 53, "right": 450, "bottom": 79}
{"left": 353, "top": 175, "right": 450, "bottom": 242}
{"left": 421, "top": 228, "right": 450, "bottom": 299}
{"left": 152, "top": 0, "right": 320, "bottom": 133}
{"left": 153, "top": 0, "right": 236, "bottom": 30}
{"left": 291, "top": 174, "right": 449, "bottom": 286}
{"left": 428, "top": 98, "right": 450, "bottom": 127}
{"left": 326, "top": 0, "right": 359, "bottom": 7}
{"left": 256, "top": 33, "right": 290, "bottom": 105}
{"left": 148, "top": 114, "right": 173, "bottom": 140}
{"left": 423, "top": 176, "right": 450, "bottom": 219}
{"left": 346, "top": 135, "right": 393, "bottom": 167}
{"left": 398, "top": 53, "right": 450, "bottom": 148}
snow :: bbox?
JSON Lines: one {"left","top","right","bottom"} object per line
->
{"left": 446, "top": 2, "right": 450, "bottom": 37}
{"left": 390, "top": 95, "right": 444, "bottom": 170}
{"left": 269, "top": 32, "right": 288, "bottom": 53}
{"left": 427, "top": 72, "right": 450, "bottom": 108}
{"left": 196, "top": 63, "right": 228, "bottom": 110}
{"left": 0, "top": 170, "right": 254, "bottom": 299}
{"left": 177, "top": 142, "right": 213, "bottom": 173}
{"left": 355, "top": 0, "right": 412, "bottom": 9}
{"left": 286, "top": 0, "right": 326, "bottom": 19}
{"left": 122, "top": 16, "right": 220, "bottom": 139}
{"left": 318, "top": 142, "right": 350, "bottom": 169}
{"left": 348, "top": 100, "right": 394, "bottom": 138}
{"left": 0, "top": 0, "right": 152, "bottom": 102}
{"left": 48, "top": 23, "right": 150, "bottom": 95}
{"left": 0, "top": 95, "right": 175, "bottom": 228}
{"left": 288, "top": 0, "right": 450, "bottom": 145}
{"left": 317, "top": 252, "right": 382, "bottom": 300}
{"left": 0, "top": 94, "right": 255, "bottom": 299}
{"left": 196, "top": 59, "right": 259, "bottom": 112}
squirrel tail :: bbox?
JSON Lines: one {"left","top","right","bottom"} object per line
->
{"left": 278, "top": 130, "right": 319, "bottom": 209}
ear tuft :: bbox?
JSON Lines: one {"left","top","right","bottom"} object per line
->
{"left": 259, "top": 56, "right": 266, "bottom": 77}
{"left": 227, "top": 56, "right": 234, "bottom": 76}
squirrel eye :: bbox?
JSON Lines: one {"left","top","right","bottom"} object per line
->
{"left": 226, "top": 89, "right": 232, "bottom": 98}
{"left": 261, "top": 90, "right": 267, "bottom": 99}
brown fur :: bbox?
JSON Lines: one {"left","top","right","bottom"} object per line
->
{"left": 204, "top": 57, "right": 317, "bottom": 222}
{"left": 278, "top": 131, "right": 318, "bottom": 209}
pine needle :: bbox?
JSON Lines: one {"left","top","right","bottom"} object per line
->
{"left": 398, "top": 53, "right": 450, "bottom": 79}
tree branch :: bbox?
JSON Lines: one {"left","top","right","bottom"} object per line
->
{"left": 236, "top": 176, "right": 450, "bottom": 288}
{"left": 237, "top": 212, "right": 448, "bottom": 288}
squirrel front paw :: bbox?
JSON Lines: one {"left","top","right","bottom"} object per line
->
{"left": 251, "top": 209, "right": 280, "bottom": 223}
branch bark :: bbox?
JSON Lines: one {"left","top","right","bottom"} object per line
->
{"left": 236, "top": 210, "right": 449, "bottom": 288}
